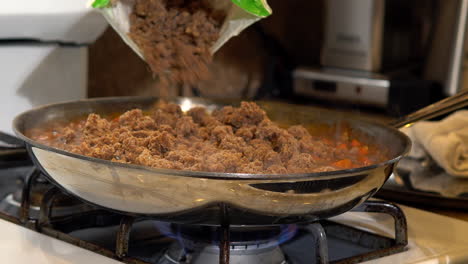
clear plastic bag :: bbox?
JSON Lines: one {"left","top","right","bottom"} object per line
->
{"left": 90, "top": 0, "right": 271, "bottom": 60}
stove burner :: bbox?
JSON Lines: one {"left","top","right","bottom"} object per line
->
{"left": 156, "top": 224, "right": 297, "bottom": 264}
{"left": 162, "top": 240, "right": 287, "bottom": 264}
{"left": 0, "top": 192, "right": 95, "bottom": 219}
{"left": 0, "top": 168, "right": 96, "bottom": 220}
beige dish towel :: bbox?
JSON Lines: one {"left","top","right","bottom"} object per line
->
{"left": 401, "top": 110, "right": 468, "bottom": 178}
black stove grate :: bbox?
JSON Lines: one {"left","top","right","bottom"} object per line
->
{"left": 0, "top": 151, "right": 408, "bottom": 264}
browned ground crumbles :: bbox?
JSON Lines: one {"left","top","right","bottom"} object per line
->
{"left": 128, "top": 0, "right": 223, "bottom": 92}
{"left": 28, "top": 102, "right": 386, "bottom": 174}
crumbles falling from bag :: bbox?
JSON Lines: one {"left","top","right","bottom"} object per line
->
{"left": 128, "top": 0, "right": 224, "bottom": 92}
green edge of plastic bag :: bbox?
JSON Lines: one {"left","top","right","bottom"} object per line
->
{"left": 91, "top": 0, "right": 272, "bottom": 17}
{"left": 230, "top": 0, "right": 271, "bottom": 17}
{"left": 92, "top": 0, "right": 110, "bottom": 8}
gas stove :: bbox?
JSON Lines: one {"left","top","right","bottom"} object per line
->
{"left": 1, "top": 146, "right": 468, "bottom": 264}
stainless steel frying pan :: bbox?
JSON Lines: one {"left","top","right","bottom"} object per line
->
{"left": 12, "top": 93, "right": 467, "bottom": 226}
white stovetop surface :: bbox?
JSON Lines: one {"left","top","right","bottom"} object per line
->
{"left": 0, "top": 204, "right": 467, "bottom": 264}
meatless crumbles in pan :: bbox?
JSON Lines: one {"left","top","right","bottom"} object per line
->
{"left": 28, "top": 102, "right": 386, "bottom": 174}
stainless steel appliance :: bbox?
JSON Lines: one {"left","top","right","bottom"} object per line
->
{"left": 321, "top": 0, "right": 420, "bottom": 72}
{"left": 294, "top": 0, "right": 467, "bottom": 115}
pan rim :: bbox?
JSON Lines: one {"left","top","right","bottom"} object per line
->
{"left": 12, "top": 96, "right": 412, "bottom": 181}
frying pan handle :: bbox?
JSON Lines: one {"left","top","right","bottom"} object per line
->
{"left": 389, "top": 90, "right": 468, "bottom": 128}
